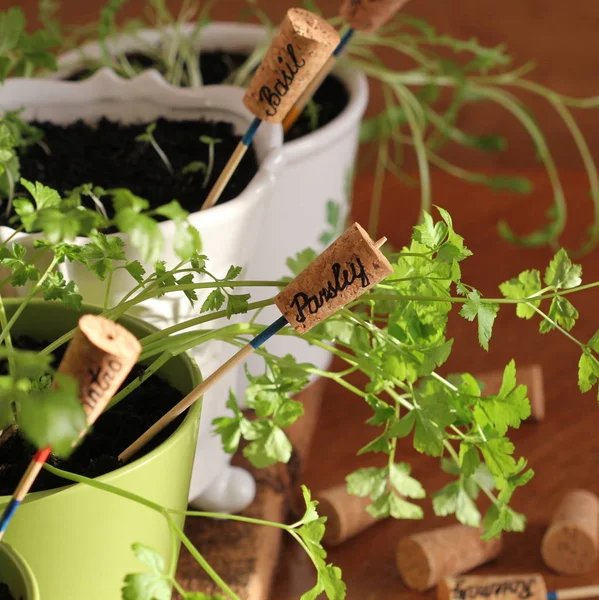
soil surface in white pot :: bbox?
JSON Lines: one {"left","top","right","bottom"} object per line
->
{"left": 3, "top": 116, "right": 258, "bottom": 224}
{"left": 65, "top": 51, "right": 350, "bottom": 144}
{"left": 0, "top": 336, "right": 188, "bottom": 495}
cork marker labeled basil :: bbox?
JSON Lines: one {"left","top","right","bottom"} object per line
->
{"left": 243, "top": 8, "right": 340, "bottom": 124}
{"left": 275, "top": 223, "right": 393, "bottom": 334}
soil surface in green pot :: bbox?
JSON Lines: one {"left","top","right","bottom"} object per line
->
{"left": 67, "top": 50, "right": 350, "bottom": 144}
{"left": 0, "top": 336, "right": 188, "bottom": 495}
{"left": 1, "top": 116, "right": 258, "bottom": 225}
{"left": 0, "top": 583, "right": 16, "bottom": 600}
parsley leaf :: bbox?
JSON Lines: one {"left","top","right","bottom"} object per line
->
{"left": 459, "top": 290, "right": 499, "bottom": 350}
{"left": 499, "top": 269, "right": 541, "bottom": 319}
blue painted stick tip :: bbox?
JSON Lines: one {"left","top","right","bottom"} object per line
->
{"left": 250, "top": 315, "right": 289, "bottom": 350}
{"left": 241, "top": 117, "right": 262, "bottom": 146}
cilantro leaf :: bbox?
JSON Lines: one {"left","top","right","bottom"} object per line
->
{"left": 578, "top": 350, "right": 599, "bottom": 395}
{"left": 226, "top": 293, "right": 250, "bottom": 318}
{"left": 18, "top": 374, "right": 86, "bottom": 457}
{"left": 539, "top": 296, "right": 578, "bottom": 333}
{"left": 122, "top": 573, "right": 170, "bottom": 600}
{"left": 346, "top": 467, "right": 387, "bottom": 500}
{"left": 287, "top": 248, "right": 318, "bottom": 277}
{"left": 476, "top": 360, "right": 531, "bottom": 435}
{"left": 544, "top": 248, "right": 582, "bottom": 289}
{"left": 389, "top": 462, "right": 425, "bottom": 499}
{"left": 201, "top": 289, "right": 225, "bottom": 313}
{"left": 432, "top": 481, "right": 480, "bottom": 527}
{"left": 459, "top": 290, "right": 499, "bottom": 351}
{"left": 499, "top": 269, "right": 541, "bottom": 319}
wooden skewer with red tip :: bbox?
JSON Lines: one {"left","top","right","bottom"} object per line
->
{"left": 0, "top": 316, "right": 141, "bottom": 540}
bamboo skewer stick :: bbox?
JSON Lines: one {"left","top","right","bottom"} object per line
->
{"left": 551, "top": 586, "right": 599, "bottom": 600}
{"left": 0, "top": 316, "right": 141, "bottom": 540}
{"left": 201, "top": 8, "right": 340, "bottom": 211}
{"left": 439, "top": 574, "right": 599, "bottom": 600}
{"left": 201, "top": 118, "right": 261, "bottom": 212}
{"left": 283, "top": 0, "right": 413, "bottom": 133}
{"left": 283, "top": 28, "right": 354, "bottom": 133}
{"left": 120, "top": 224, "right": 393, "bottom": 463}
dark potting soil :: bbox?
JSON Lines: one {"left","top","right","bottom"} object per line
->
{"left": 0, "top": 336, "right": 189, "bottom": 496}
{"left": 0, "top": 584, "right": 16, "bottom": 600}
{"left": 9, "top": 115, "right": 258, "bottom": 223}
{"left": 66, "top": 50, "right": 350, "bottom": 144}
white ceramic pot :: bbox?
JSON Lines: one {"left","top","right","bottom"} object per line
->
{"left": 55, "top": 21, "right": 369, "bottom": 400}
{"left": 0, "top": 69, "right": 284, "bottom": 512}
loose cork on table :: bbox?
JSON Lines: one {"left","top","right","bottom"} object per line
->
{"left": 57, "top": 315, "right": 142, "bottom": 427}
{"left": 340, "top": 0, "right": 412, "bottom": 32}
{"left": 243, "top": 8, "right": 340, "bottom": 123}
{"left": 476, "top": 364, "right": 545, "bottom": 421}
{"left": 314, "top": 484, "right": 380, "bottom": 546}
{"left": 541, "top": 489, "right": 599, "bottom": 575}
{"left": 275, "top": 222, "right": 393, "bottom": 334}
{"left": 397, "top": 524, "right": 503, "bottom": 592}
{"left": 438, "top": 574, "right": 547, "bottom": 600}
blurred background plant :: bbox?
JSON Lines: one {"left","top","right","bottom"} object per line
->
{"left": 19, "top": 0, "right": 599, "bottom": 256}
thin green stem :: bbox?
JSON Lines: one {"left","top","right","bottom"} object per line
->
{"left": 0, "top": 294, "right": 15, "bottom": 376}
{"left": 168, "top": 517, "right": 241, "bottom": 600}
{"left": 103, "top": 268, "right": 114, "bottom": 312}
{"left": 0, "top": 255, "right": 59, "bottom": 346}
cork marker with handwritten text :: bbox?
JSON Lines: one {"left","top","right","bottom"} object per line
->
{"left": 439, "top": 574, "right": 599, "bottom": 600}
{"left": 0, "top": 315, "right": 141, "bottom": 540}
{"left": 201, "top": 8, "right": 339, "bottom": 211}
{"left": 119, "top": 223, "right": 392, "bottom": 462}
{"left": 283, "top": 0, "right": 413, "bottom": 132}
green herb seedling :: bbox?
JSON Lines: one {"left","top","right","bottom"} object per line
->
{"left": 181, "top": 161, "right": 207, "bottom": 177}
{"left": 199, "top": 135, "right": 222, "bottom": 189}
{"left": 135, "top": 122, "right": 174, "bottom": 175}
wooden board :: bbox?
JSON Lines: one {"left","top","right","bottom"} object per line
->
{"left": 175, "top": 376, "right": 326, "bottom": 599}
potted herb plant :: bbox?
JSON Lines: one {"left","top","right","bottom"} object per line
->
{"left": 0, "top": 542, "right": 39, "bottom": 600}
{"left": 41, "top": 0, "right": 599, "bottom": 418}
{"left": 0, "top": 69, "right": 284, "bottom": 512}
{"left": 47, "top": 1, "right": 370, "bottom": 383}
{"left": 0, "top": 177, "right": 596, "bottom": 600}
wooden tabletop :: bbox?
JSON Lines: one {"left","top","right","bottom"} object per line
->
{"left": 271, "top": 168, "right": 599, "bottom": 599}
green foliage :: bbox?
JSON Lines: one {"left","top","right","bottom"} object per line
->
{"left": 0, "top": 7, "right": 60, "bottom": 80}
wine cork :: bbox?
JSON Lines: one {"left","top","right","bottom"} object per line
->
{"left": 438, "top": 574, "right": 547, "bottom": 600}
{"left": 397, "top": 525, "right": 503, "bottom": 591}
{"left": 477, "top": 365, "right": 545, "bottom": 421}
{"left": 275, "top": 223, "right": 393, "bottom": 334}
{"left": 541, "top": 489, "right": 599, "bottom": 575}
{"left": 315, "top": 484, "right": 379, "bottom": 546}
{"left": 56, "top": 315, "right": 142, "bottom": 428}
{"left": 243, "top": 8, "right": 340, "bottom": 123}
{"left": 340, "top": 0, "right": 412, "bottom": 32}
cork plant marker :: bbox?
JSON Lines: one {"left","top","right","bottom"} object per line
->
{"left": 201, "top": 8, "right": 339, "bottom": 212}
{"left": 119, "top": 222, "right": 393, "bottom": 462}
{"left": 541, "top": 489, "right": 599, "bottom": 575}
{"left": 439, "top": 575, "right": 599, "bottom": 600}
{"left": 0, "top": 315, "right": 141, "bottom": 540}
{"left": 315, "top": 484, "right": 380, "bottom": 546}
{"left": 282, "top": 0, "right": 412, "bottom": 133}
{"left": 397, "top": 524, "right": 503, "bottom": 591}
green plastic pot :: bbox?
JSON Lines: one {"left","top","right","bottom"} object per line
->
{"left": 0, "top": 542, "right": 39, "bottom": 600}
{"left": 0, "top": 301, "right": 202, "bottom": 599}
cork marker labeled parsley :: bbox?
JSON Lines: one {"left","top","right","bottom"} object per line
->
{"left": 119, "top": 222, "right": 392, "bottom": 462}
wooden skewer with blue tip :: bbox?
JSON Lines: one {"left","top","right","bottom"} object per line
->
{"left": 200, "top": 7, "right": 340, "bottom": 212}
{"left": 282, "top": 0, "right": 413, "bottom": 134}
{"left": 119, "top": 222, "right": 393, "bottom": 462}
{"left": 0, "top": 316, "right": 141, "bottom": 541}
